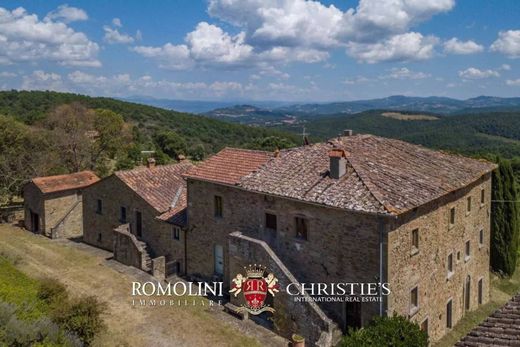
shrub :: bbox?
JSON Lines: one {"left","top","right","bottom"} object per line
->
{"left": 37, "top": 278, "right": 68, "bottom": 305}
{"left": 52, "top": 296, "right": 106, "bottom": 346}
{"left": 341, "top": 315, "right": 428, "bottom": 347}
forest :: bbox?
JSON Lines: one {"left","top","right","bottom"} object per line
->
{"left": 0, "top": 90, "right": 298, "bottom": 204}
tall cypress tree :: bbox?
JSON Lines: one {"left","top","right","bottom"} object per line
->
{"left": 491, "top": 158, "right": 520, "bottom": 277}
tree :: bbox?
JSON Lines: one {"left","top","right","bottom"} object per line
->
{"left": 153, "top": 130, "right": 187, "bottom": 160}
{"left": 0, "top": 115, "right": 56, "bottom": 204}
{"left": 491, "top": 158, "right": 520, "bottom": 277}
{"left": 341, "top": 315, "right": 428, "bottom": 347}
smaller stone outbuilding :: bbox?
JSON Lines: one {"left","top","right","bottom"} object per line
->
{"left": 23, "top": 171, "right": 100, "bottom": 238}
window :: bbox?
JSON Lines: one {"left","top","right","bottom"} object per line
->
{"left": 449, "top": 207, "right": 456, "bottom": 226}
{"left": 480, "top": 189, "right": 485, "bottom": 204}
{"left": 446, "top": 299, "right": 453, "bottom": 329}
{"left": 410, "top": 286, "right": 419, "bottom": 315}
{"left": 172, "top": 226, "right": 180, "bottom": 240}
{"left": 447, "top": 253, "right": 453, "bottom": 275}
{"left": 420, "top": 319, "right": 428, "bottom": 334}
{"left": 478, "top": 278, "right": 483, "bottom": 305}
{"left": 465, "top": 240, "right": 471, "bottom": 260}
{"left": 214, "top": 196, "right": 223, "bottom": 218}
{"left": 479, "top": 229, "right": 484, "bottom": 246}
{"left": 457, "top": 251, "right": 461, "bottom": 261}
{"left": 96, "top": 199, "right": 103, "bottom": 214}
{"left": 97, "top": 233, "right": 102, "bottom": 243}
{"left": 120, "top": 206, "right": 127, "bottom": 223}
{"left": 467, "top": 196, "right": 472, "bottom": 213}
{"left": 411, "top": 228, "right": 419, "bottom": 254}
{"left": 295, "top": 216, "right": 308, "bottom": 240}
{"left": 265, "top": 213, "right": 277, "bottom": 231}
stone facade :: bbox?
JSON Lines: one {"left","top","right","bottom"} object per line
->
{"left": 83, "top": 175, "right": 185, "bottom": 274}
{"left": 23, "top": 182, "right": 84, "bottom": 238}
{"left": 186, "top": 172, "right": 492, "bottom": 344}
{"left": 387, "top": 174, "right": 492, "bottom": 342}
{"left": 186, "top": 178, "right": 383, "bottom": 332}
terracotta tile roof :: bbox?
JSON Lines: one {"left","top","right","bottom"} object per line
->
{"left": 455, "top": 293, "right": 520, "bottom": 346}
{"left": 187, "top": 135, "right": 496, "bottom": 215}
{"left": 32, "top": 171, "right": 100, "bottom": 194}
{"left": 183, "top": 148, "right": 272, "bottom": 185}
{"left": 115, "top": 162, "right": 194, "bottom": 215}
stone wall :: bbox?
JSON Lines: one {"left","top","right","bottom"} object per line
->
{"left": 23, "top": 182, "right": 44, "bottom": 233}
{"left": 228, "top": 232, "right": 342, "bottom": 347}
{"left": 186, "top": 178, "right": 383, "bottom": 330}
{"left": 114, "top": 224, "right": 145, "bottom": 270}
{"left": 83, "top": 175, "right": 185, "bottom": 271}
{"left": 386, "top": 174, "right": 492, "bottom": 342}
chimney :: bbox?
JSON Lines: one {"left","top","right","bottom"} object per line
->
{"left": 147, "top": 157, "right": 156, "bottom": 169}
{"left": 343, "top": 129, "right": 353, "bottom": 136}
{"left": 274, "top": 148, "right": 280, "bottom": 158}
{"left": 329, "top": 149, "right": 347, "bottom": 179}
{"left": 177, "top": 154, "right": 186, "bottom": 161}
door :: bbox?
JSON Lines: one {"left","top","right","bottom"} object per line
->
{"left": 135, "top": 211, "right": 142, "bottom": 238}
{"left": 214, "top": 245, "right": 224, "bottom": 275}
{"left": 345, "top": 301, "right": 362, "bottom": 332}
{"left": 30, "top": 211, "right": 39, "bottom": 233}
{"left": 465, "top": 275, "right": 471, "bottom": 311}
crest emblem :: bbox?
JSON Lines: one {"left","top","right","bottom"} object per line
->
{"left": 229, "top": 264, "right": 279, "bottom": 315}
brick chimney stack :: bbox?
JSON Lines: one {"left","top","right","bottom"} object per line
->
{"left": 329, "top": 149, "right": 347, "bottom": 179}
{"left": 147, "top": 157, "right": 156, "bottom": 169}
{"left": 343, "top": 129, "right": 353, "bottom": 136}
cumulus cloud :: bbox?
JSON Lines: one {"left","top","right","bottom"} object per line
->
{"left": 346, "top": 32, "right": 438, "bottom": 63}
{"left": 443, "top": 38, "right": 484, "bottom": 55}
{"left": 0, "top": 7, "right": 100, "bottom": 67}
{"left": 458, "top": 67, "right": 500, "bottom": 79}
{"left": 135, "top": 0, "right": 454, "bottom": 69}
{"left": 21, "top": 70, "right": 65, "bottom": 91}
{"left": 382, "top": 67, "right": 431, "bottom": 79}
{"left": 506, "top": 79, "right": 520, "bottom": 86}
{"left": 103, "top": 18, "right": 138, "bottom": 44}
{"left": 491, "top": 30, "right": 520, "bottom": 58}
{"left": 45, "top": 4, "right": 88, "bottom": 23}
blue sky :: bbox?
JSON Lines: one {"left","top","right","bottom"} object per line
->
{"left": 1, "top": 0, "right": 520, "bottom": 102}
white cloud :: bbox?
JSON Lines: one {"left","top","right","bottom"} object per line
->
{"left": 103, "top": 18, "right": 138, "bottom": 44}
{"left": 21, "top": 70, "right": 65, "bottom": 91}
{"left": 45, "top": 4, "right": 88, "bottom": 23}
{"left": 491, "top": 30, "right": 520, "bottom": 58}
{"left": 136, "top": 0, "right": 455, "bottom": 70}
{"left": 0, "top": 7, "right": 100, "bottom": 67}
{"left": 347, "top": 32, "right": 438, "bottom": 63}
{"left": 506, "top": 79, "right": 520, "bottom": 86}
{"left": 0, "top": 71, "right": 16, "bottom": 78}
{"left": 382, "top": 67, "right": 431, "bottom": 79}
{"left": 343, "top": 76, "right": 371, "bottom": 85}
{"left": 458, "top": 67, "right": 500, "bottom": 79}
{"left": 443, "top": 38, "right": 483, "bottom": 55}
{"left": 501, "top": 64, "right": 511, "bottom": 71}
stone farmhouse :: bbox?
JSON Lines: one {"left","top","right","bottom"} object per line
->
{"left": 82, "top": 159, "right": 193, "bottom": 277}
{"left": 71, "top": 132, "right": 495, "bottom": 345}
{"left": 183, "top": 133, "right": 496, "bottom": 344}
{"left": 23, "top": 171, "right": 99, "bottom": 238}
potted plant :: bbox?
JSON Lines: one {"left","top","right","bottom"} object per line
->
{"left": 291, "top": 334, "right": 305, "bottom": 347}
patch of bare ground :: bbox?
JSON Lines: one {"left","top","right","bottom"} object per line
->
{"left": 381, "top": 112, "right": 439, "bottom": 120}
{"left": 0, "top": 224, "right": 287, "bottom": 347}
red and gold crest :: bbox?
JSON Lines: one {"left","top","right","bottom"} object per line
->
{"left": 229, "top": 264, "right": 279, "bottom": 315}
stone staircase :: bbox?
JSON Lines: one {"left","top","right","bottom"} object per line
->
{"left": 137, "top": 240, "right": 153, "bottom": 272}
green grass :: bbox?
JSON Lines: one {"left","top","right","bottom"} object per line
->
{"left": 0, "top": 256, "right": 49, "bottom": 320}
{"left": 434, "top": 263, "right": 520, "bottom": 347}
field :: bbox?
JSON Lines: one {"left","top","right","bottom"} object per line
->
{"left": 0, "top": 224, "right": 286, "bottom": 347}
{"left": 381, "top": 112, "right": 439, "bottom": 121}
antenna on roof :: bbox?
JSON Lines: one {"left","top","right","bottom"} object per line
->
{"left": 299, "top": 126, "right": 310, "bottom": 146}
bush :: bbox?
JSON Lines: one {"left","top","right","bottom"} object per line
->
{"left": 52, "top": 296, "right": 106, "bottom": 346}
{"left": 38, "top": 278, "right": 68, "bottom": 305}
{"left": 341, "top": 315, "right": 428, "bottom": 347}
{"left": 0, "top": 301, "right": 81, "bottom": 347}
